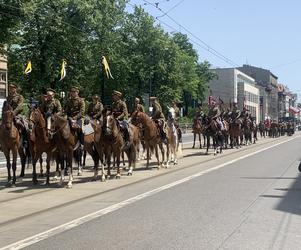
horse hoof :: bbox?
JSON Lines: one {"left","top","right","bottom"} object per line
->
{"left": 66, "top": 184, "right": 72, "bottom": 189}
{"left": 11, "top": 183, "right": 16, "bottom": 188}
{"left": 19, "top": 174, "right": 25, "bottom": 178}
{"left": 77, "top": 172, "right": 82, "bottom": 176}
{"left": 101, "top": 176, "right": 106, "bottom": 182}
{"left": 39, "top": 173, "right": 45, "bottom": 178}
{"left": 127, "top": 172, "right": 132, "bottom": 176}
{"left": 115, "top": 175, "right": 121, "bottom": 179}
{"left": 33, "top": 180, "right": 38, "bottom": 185}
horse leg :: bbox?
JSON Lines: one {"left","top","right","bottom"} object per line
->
{"left": 192, "top": 133, "right": 196, "bottom": 148}
{"left": 12, "top": 148, "right": 18, "bottom": 187}
{"left": 45, "top": 155, "right": 51, "bottom": 186}
{"left": 199, "top": 133, "right": 202, "bottom": 149}
{"left": 59, "top": 155, "right": 65, "bottom": 186}
{"left": 66, "top": 150, "right": 73, "bottom": 189}
{"left": 18, "top": 147, "right": 26, "bottom": 178}
{"left": 155, "top": 145, "right": 160, "bottom": 169}
{"left": 127, "top": 146, "right": 135, "bottom": 176}
{"left": 206, "top": 135, "right": 210, "bottom": 155}
{"left": 32, "top": 153, "right": 39, "bottom": 185}
{"left": 83, "top": 150, "right": 87, "bottom": 167}
{"left": 4, "top": 149, "right": 12, "bottom": 187}
{"left": 116, "top": 151, "right": 121, "bottom": 179}
{"left": 146, "top": 145, "right": 150, "bottom": 169}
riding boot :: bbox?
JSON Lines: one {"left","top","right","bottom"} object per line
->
{"left": 122, "top": 129, "right": 130, "bottom": 150}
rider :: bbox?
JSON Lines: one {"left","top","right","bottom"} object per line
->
{"left": 150, "top": 96, "right": 167, "bottom": 143}
{"left": 195, "top": 103, "right": 205, "bottom": 121}
{"left": 134, "top": 97, "right": 145, "bottom": 113}
{"left": 171, "top": 100, "right": 182, "bottom": 142}
{"left": 230, "top": 103, "right": 241, "bottom": 121}
{"left": 208, "top": 101, "right": 224, "bottom": 129}
{"left": 5, "top": 83, "right": 25, "bottom": 131}
{"left": 111, "top": 90, "right": 130, "bottom": 150}
{"left": 87, "top": 94, "right": 103, "bottom": 120}
{"left": 64, "top": 86, "right": 85, "bottom": 144}
{"left": 40, "top": 88, "right": 62, "bottom": 141}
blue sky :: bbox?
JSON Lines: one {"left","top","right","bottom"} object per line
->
{"left": 128, "top": 0, "right": 301, "bottom": 96}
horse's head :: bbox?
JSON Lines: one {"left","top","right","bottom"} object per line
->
{"left": 167, "top": 106, "right": 175, "bottom": 121}
{"left": 103, "top": 114, "right": 118, "bottom": 136}
{"left": 131, "top": 110, "right": 142, "bottom": 126}
{"left": 2, "top": 109, "right": 14, "bottom": 130}
{"left": 29, "top": 107, "right": 44, "bottom": 127}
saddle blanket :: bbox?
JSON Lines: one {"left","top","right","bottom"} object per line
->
{"left": 83, "top": 123, "right": 94, "bottom": 135}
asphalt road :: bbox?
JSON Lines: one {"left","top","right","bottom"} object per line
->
{"left": 2, "top": 134, "right": 299, "bottom": 249}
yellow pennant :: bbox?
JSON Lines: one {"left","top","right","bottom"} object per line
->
{"left": 24, "top": 61, "right": 32, "bottom": 74}
{"left": 101, "top": 56, "right": 114, "bottom": 79}
{"left": 60, "top": 59, "right": 67, "bottom": 81}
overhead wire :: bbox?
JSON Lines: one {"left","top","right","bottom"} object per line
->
{"left": 140, "top": 0, "right": 239, "bottom": 67}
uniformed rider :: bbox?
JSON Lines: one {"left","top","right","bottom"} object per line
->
{"left": 111, "top": 90, "right": 130, "bottom": 149}
{"left": 195, "top": 103, "right": 204, "bottom": 120}
{"left": 150, "top": 96, "right": 167, "bottom": 143}
{"left": 230, "top": 103, "right": 241, "bottom": 121}
{"left": 64, "top": 86, "right": 85, "bottom": 144}
{"left": 40, "top": 88, "right": 62, "bottom": 141}
{"left": 87, "top": 94, "right": 103, "bottom": 120}
{"left": 5, "top": 84, "right": 26, "bottom": 131}
{"left": 134, "top": 97, "right": 145, "bottom": 113}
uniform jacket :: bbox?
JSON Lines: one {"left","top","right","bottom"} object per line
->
{"left": 88, "top": 101, "right": 103, "bottom": 119}
{"left": 41, "top": 99, "right": 62, "bottom": 116}
{"left": 152, "top": 101, "right": 165, "bottom": 120}
{"left": 112, "top": 99, "right": 128, "bottom": 120}
{"left": 7, "top": 93, "right": 24, "bottom": 116}
{"left": 65, "top": 96, "right": 85, "bottom": 120}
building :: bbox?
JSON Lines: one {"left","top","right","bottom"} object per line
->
{"left": 0, "top": 53, "right": 8, "bottom": 98}
{"left": 238, "top": 65, "right": 279, "bottom": 121}
{"left": 208, "top": 68, "right": 260, "bottom": 123}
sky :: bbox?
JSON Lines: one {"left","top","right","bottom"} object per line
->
{"left": 128, "top": 0, "right": 301, "bottom": 97}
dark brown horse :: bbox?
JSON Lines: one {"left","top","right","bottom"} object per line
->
{"left": 131, "top": 111, "right": 168, "bottom": 169}
{"left": 29, "top": 108, "right": 56, "bottom": 185}
{"left": 229, "top": 118, "right": 242, "bottom": 148}
{"left": 50, "top": 114, "right": 78, "bottom": 188}
{"left": 192, "top": 118, "right": 205, "bottom": 149}
{"left": 0, "top": 103, "right": 21, "bottom": 187}
{"left": 204, "top": 117, "right": 224, "bottom": 155}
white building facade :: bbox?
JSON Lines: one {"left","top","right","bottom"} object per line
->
{"left": 208, "top": 68, "right": 260, "bottom": 123}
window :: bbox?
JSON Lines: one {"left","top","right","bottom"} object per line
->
{"left": 0, "top": 70, "right": 6, "bottom": 83}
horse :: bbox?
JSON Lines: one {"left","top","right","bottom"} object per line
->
{"left": 167, "top": 107, "right": 179, "bottom": 165}
{"left": 258, "top": 122, "right": 265, "bottom": 138}
{"left": 228, "top": 118, "right": 241, "bottom": 149}
{"left": 29, "top": 107, "right": 57, "bottom": 185}
{"left": 192, "top": 117, "right": 205, "bottom": 149}
{"left": 101, "top": 113, "right": 124, "bottom": 179}
{"left": 131, "top": 111, "right": 168, "bottom": 169}
{"left": 82, "top": 117, "right": 103, "bottom": 181}
{"left": 242, "top": 117, "right": 252, "bottom": 145}
{"left": 204, "top": 117, "right": 224, "bottom": 155}
{"left": 50, "top": 114, "right": 79, "bottom": 188}
{"left": 0, "top": 103, "right": 22, "bottom": 187}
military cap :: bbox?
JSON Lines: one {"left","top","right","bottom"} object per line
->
{"left": 46, "top": 88, "right": 55, "bottom": 94}
{"left": 135, "top": 97, "right": 140, "bottom": 102}
{"left": 70, "top": 86, "right": 80, "bottom": 92}
{"left": 92, "top": 94, "right": 99, "bottom": 99}
{"left": 150, "top": 97, "right": 157, "bottom": 101}
{"left": 9, "top": 83, "right": 17, "bottom": 89}
{"left": 112, "top": 90, "right": 122, "bottom": 97}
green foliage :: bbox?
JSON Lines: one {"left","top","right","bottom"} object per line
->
{"left": 2, "top": 1, "right": 214, "bottom": 113}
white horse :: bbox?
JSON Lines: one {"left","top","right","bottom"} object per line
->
{"left": 167, "top": 106, "right": 180, "bottom": 165}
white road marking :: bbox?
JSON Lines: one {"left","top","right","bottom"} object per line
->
{"left": 1, "top": 136, "right": 298, "bottom": 250}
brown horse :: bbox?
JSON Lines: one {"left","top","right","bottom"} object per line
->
{"left": 101, "top": 114, "right": 124, "bottom": 179}
{"left": 0, "top": 103, "right": 21, "bottom": 187}
{"left": 50, "top": 114, "right": 78, "bottom": 188}
{"left": 131, "top": 111, "right": 168, "bottom": 169}
{"left": 229, "top": 118, "right": 242, "bottom": 148}
{"left": 204, "top": 117, "right": 224, "bottom": 155}
{"left": 82, "top": 119, "right": 102, "bottom": 181}
{"left": 29, "top": 108, "right": 57, "bottom": 185}
{"left": 192, "top": 118, "right": 205, "bottom": 149}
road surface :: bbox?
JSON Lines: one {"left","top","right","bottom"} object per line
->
{"left": 0, "top": 133, "right": 300, "bottom": 249}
